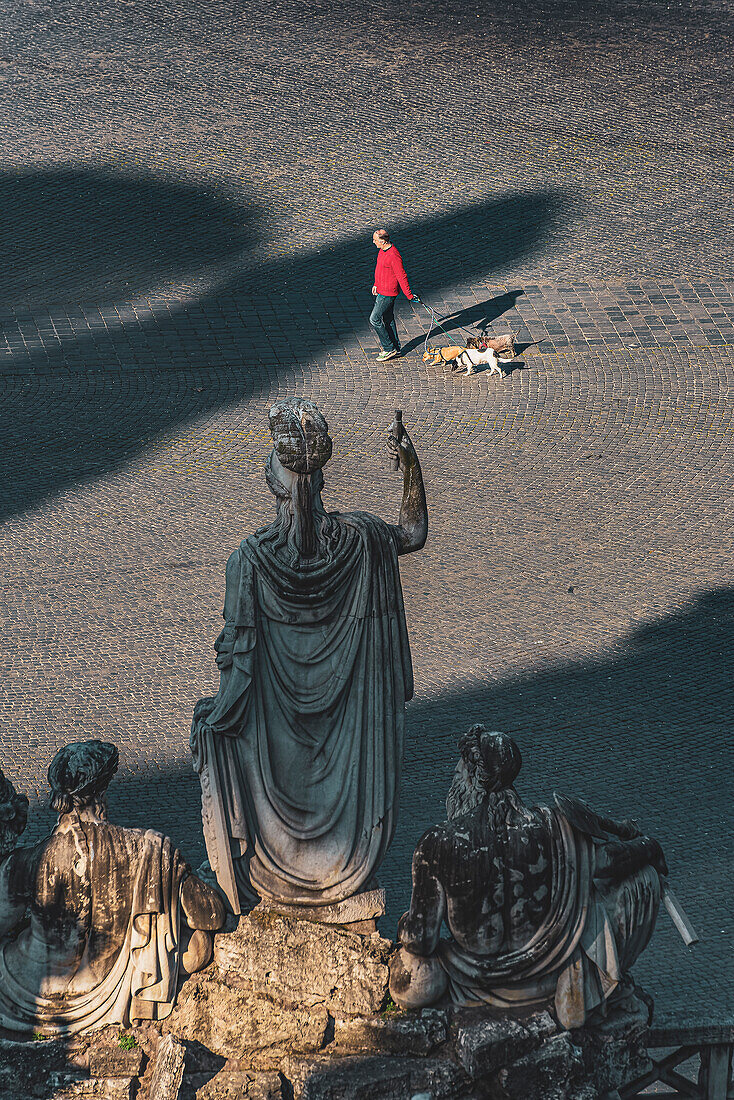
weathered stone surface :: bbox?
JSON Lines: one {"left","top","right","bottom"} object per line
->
{"left": 257, "top": 887, "right": 386, "bottom": 925}
{"left": 169, "top": 970, "right": 329, "bottom": 1062}
{"left": 453, "top": 1008, "right": 556, "bottom": 1078}
{"left": 284, "top": 1054, "right": 471, "bottom": 1100}
{"left": 53, "top": 1080, "right": 135, "bottom": 1100}
{"left": 214, "top": 911, "right": 392, "bottom": 1016}
{"left": 0, "top": 743, "right": 225, "bottom": 1037}
{"left": 182, "top": 1070, "right": 284, "bottom": 1099}
{"left": 497, "top": 1032, "right": 587, "bottom": 1100}
{"left": 88, "top": 1046, "right": 145, "bottom": 1078}
{"left": 394, "top": 726, "right": 666, "bottom": 1031}
{"left": 0, "top": 1036, "right": 91, "bottom": 1098}
{"left": 149, "top": 1034, "right": 186, "bottom": 1099}
{"left": 334, "top": 1007, "right": 449, "bottom": 1055}
{"left": 389, "top": 947, "right": 448, "bottom": 1008}
{"left": 572, "top": 1017, "right": 651, "bottom": 1094}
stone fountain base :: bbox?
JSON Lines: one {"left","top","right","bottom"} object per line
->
{"left": 0, "top": 910, "right": 652, "bottom": 1100}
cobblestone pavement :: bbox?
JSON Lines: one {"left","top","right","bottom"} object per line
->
{"left": 0, "top": 0, "right": 732, "bottom": 1030}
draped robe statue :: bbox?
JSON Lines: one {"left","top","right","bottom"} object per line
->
{"left": 191, "top": 401, "right": 427, "bottom": 913}
{"left": 390, "top": 726, "right": 669, "bottom": 1029}
{"left": 0, "top": 742, "right": 225, "bottom": 1036}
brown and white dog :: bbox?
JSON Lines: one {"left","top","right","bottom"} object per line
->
{"left": 423, "top": 333, "right": 517, "bottom": 377}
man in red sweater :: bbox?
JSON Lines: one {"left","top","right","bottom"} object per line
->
{"left": 370, "top": 229, "right": 420, "bottom": 361}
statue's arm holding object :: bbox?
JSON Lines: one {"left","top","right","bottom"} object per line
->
{"left": 387, "top": 415, "right": 428, "bottom": 555}
{"left": 397, "top": 831, "right": 446, "bottom": 956}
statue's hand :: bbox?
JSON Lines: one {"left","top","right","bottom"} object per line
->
{"left": 387, "top": 426, "right": 418, "bottom": 473}
{"left": 193, "top": 697, "right": 217, "bottom": 725}
{"left": 191, "top": 697, "right": 218, "bottom": 762}
{"left": 595, "top": 836, "right": 668, "bottom": 883}
{"left": 644, "top": 836, "right": 669, "bottom": 878}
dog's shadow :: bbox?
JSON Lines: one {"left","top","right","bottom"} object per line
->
{"left": 403, "top": 289, "right": 527, "bottom": 356}
{"left": 472, "top": 358, "right": 526, "bottom": 378}
{"left": 428, "top": 356, "right": 527, "bottom": 379}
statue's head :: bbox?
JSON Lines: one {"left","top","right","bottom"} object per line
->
{"left": 48, "top": 740, "right": 119, "bottom": 816}
{"left": 265, "top": 399, "right": 338, "bottom": 561}
{"left": 0, "top": 768, "right": 29, "bottom": 858}
{"left": 446, "top": 725, "right": 522, "bottom": 820}
{"left": 268, "top": 399, "right": 332, "bottom": 476}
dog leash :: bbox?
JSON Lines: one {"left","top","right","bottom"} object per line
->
{"left": 416, "top": 300, "right": 479, "bottom": 356}
{"left": 415, "top": 301, "right": 490, "bottom": 352}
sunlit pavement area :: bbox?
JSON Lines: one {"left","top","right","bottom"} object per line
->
{"left": 0, "top": 0, "right": 732, "bottom": 1031}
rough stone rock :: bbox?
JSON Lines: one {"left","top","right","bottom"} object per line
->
{"left": 453, "top": 1008, "right": 556, "bottom": 1078}
{"left": 181, "top": 1069, "right": 284, "bottom": 1099}
{"left": 169, "top": 970, "right": 329, "bottom": 1063}
{"left": 334, "top": 1008, "right": 449, "bottom": 1055}
{"left": 572, "top": 1017, "right": 651, "bottom": 1094}
{"left": 0, "top": 1036, "right": 91, "bottom": 1099}
{"left": 496, "top": 1032, "right": 587, "bottom": 1100}
{"left": 257, "top": 886, "right": 386, "bottom": 925}
{"left": 149, "top": 1034, "right": 186, "bottom": 1099}
{"left": 214, "top": 911, "right": 392, "bottom": 1017}
{"left": 88, "top": 1046, "right": 145, "bottom": 1078}
{"left": 284, "top": 1053, "right": 472, "bottom": 1100}
{"left": 53, "top": 1080, "right": 135, "bottom": 1100}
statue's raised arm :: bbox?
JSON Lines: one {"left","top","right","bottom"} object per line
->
{"left": 386, "top": 415, "right": 428, "bottom": 555}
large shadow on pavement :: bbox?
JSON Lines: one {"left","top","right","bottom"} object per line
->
{"left": 0, "top": 170, "right": 263, "bottom": 315}
{"left": 0, "top": 168, "right": 563, "bottom": 522}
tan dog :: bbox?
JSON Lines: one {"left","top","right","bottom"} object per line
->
{"left": 422, "top": 345, "right": 466, "bottom": 367}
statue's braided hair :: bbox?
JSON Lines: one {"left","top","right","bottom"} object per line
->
{"left": 446, "top": 725, "right": 523, "bottom": 819}
{"left": 265, "top": 399, "right": 340, "bottom": 562}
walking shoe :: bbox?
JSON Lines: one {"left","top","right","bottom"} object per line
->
{"left": 376, "top": 349, "right": 401, "bottom": 361}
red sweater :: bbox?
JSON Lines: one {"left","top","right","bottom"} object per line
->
{"left": 374, "top": 245, "right": 414, "bottom": 299}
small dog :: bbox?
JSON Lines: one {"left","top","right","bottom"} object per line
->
{"left": 450, "top": 346, "right": 512, "bottom": 376}
{"left": 423, "top": 343, "right": 513, "bottom": 377}
{"left": 422, "top": 345, "right": 466, "bottom": 367}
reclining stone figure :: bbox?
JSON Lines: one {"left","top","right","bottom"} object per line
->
{"left": 390, "top": 725, "right": 667, "bottom": 1029}
{"left": 0, "top": 741, "right": 225, "bottom": 1036}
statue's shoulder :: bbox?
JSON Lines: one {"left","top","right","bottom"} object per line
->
{"left": 338, "top": 511, "right": 397, "bottom": 548}
{"left": 339, "top": 510, "right": 389, "bottom": 530}
{"left": 416, "top": 818, "right": 473, "bottom": 862}
{"left": 226, "top": 546, "right": 244, "bottom": 574}
{"left": 225, "top": 539, "right": 262, "bottom": 584}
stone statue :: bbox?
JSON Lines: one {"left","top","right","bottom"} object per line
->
{"left": 191, "top": 399, "right": 427, "bottom": 913}
{"left": 0, "top": 742, "right": 225, "bottom": 1036}
{"left": 390, "top": 725, "right": 668, "bottom": 1029}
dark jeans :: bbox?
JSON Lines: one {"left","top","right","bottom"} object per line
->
{"left": 369, "top": 294, "right": 400, "bottom": 352}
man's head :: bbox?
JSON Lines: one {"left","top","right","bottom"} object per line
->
{"left": 48, "top": 740, "right": 119, "bottom": 816}
{"left": 373, "top": 229, "right": 391, "bottom": 250}
{"left": 446, "top": 725, "right": 522, "bottom": 820}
